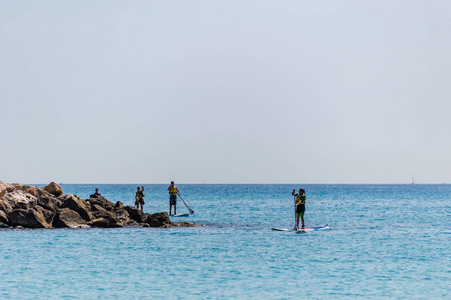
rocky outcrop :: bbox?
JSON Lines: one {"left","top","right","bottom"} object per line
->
{"left": 0, "top": 181, "right": 196, "bottom": 229}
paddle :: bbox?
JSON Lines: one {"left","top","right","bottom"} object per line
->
{"left": 178, "top": 194, "right": 194, "bottom": 215}
{"left": 293, "top": 194, "right": 297, "bottom": 230}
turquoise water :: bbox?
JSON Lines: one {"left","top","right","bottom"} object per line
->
{"left": 1, "top": 184, "right": 450, "bottom": 299}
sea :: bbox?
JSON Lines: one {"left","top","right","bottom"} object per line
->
{"left": 0, "top": 184, "right": 450, "bottom": 299}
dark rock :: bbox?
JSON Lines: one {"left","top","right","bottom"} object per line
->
{"left": 43, "top": 182, "right": 63, "bottom": 197}
{"left": 92, "top": 204, "right": 122, "bottom": 226}
{"left": 115, "top": 201, "right": 125, "bottom": 209}
{"left": 0, "top": 210, "right": 8, "bottom": 224}
{"left": 88, "top": 218, "right": 111, "bottom": 228}
{"left": 112, "top": 207, "right": 130, "bottom": 225}
{"left": 31, "top": 189, "right": 62, "bottom": 212}
{"left": 88, "top": 196, "right": 115, "bottom": 212}
{"left": 8, "top": 208, "right": 51, "bottom": 229}
{"left": 34, "top": 206, "right": 56, "bottom": 225}
{"left": 61, "top": 195, "right": 93, "bottom": 221}
{"left": 125, "top": 220, "right": 140, "bottom": 226}
{"left": 0, "top": 221, "right": 8, "bottom": 228}
{"left": 125, "top": 206, "right": 145, "bottom": 223}
{"left": 144, "top": 212, "right": 173, "bottom": 228}
{"left": 53, "top": 208, "right": 87, "bottom": 228}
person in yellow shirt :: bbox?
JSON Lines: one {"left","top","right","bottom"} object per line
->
{"left": 135, "top": 186, "right": 145, "bottom": 212}
{"left": 167, "top": 181, "right": 180, "bottom": 215}
{"left": 292, "top": 188, "right": 306, "bottom": 229}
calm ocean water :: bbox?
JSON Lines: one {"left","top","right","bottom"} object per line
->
{"left": 1, "top": 184, "right": 450, "bottom": 299}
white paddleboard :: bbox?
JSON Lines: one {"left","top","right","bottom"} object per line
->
{"left": 171, "top": 213, "right": 189, "bottom": 217}
{"left": 296, "top": 225, "right": 330, "bottom": 233}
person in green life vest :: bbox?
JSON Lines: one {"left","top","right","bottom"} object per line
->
{"left": 292, "top": 188, "right": 306, "bottom": 229}
{"left": 167, "top": 181, "right": 180, "bottom": 215}
{"left": 135, "top": 186, "right": 145, "bottom": 212}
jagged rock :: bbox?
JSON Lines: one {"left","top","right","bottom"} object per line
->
{"left": 30, "top": 189, "right": 62, "bottom": 212}
{"left": 10, "top": 183, "right": 38, "bottom": 194}
{"left": 88, "top": 218, "right": 110, "bottom": 228}
{"left": 2, "top": 190, "right": 37, "bottom": 210}
{"left": 91, "top": 204, "right": 123, "bottom": 227}
{"left": 0, "top": 199, "right": 13, "bottom": 214}
{"left": 125, "top": 220, "right": 140, "bottom": 226}
{"left": 53, "top": 208, "right": 87, "bottom": 228}
{"left": 43, "top": 182, "right": 63, "bottom": 197}
{"left": 125, "top": 206, "right": 145, "bottom": 223}
{"left": 0, "top": 210, "right": 8, "bottom": 224}
{"left": 34, "top": 206, "right": 56, "bottom": 225}
{"left": 0, "top": 221, "right": 8, "bottom": 228}
{"left": 115, "top": 201, "right": 125, "bottom": 209}
{"left": 112, "top": 207, "right": 130, "bottom": 225}
{"left": 8, "top": 208, "right": 51, "bottom": 229}
{"left": 0, "top": 180, "right": 7, "bottom": 198}
{"left": 88, "top": 196, "right": 114, "bottom": 211}
{"left": 61, "top": 195, "right": 93, "bottom": 221}
{"left": 144, "top": 212, "right": 173, "bottom": 228}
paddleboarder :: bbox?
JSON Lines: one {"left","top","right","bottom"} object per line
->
{"left": 167, "top": 181, "right": 180, "bottom": 215}
{"left": 292, "top": 188, "right": 306, "bottom": 229}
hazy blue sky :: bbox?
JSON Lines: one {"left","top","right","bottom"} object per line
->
{"left": 1, "top": 1, "right": 450, "bottom": 184}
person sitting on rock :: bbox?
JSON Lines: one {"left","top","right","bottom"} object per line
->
{"left": 135, "top": 186, "right": 145, "bottom": 212}
{"left": 90, "top": 188, "right": 101, "bottom": 198}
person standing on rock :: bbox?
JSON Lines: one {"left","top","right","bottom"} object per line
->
{"left": 167, "top": 181, "right": 180, "bottom": 215}
{"left": 135, "top": 186, "right": 145, "bottom": 212}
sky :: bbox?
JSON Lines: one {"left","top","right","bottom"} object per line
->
{"left": 1, "top": 1, "right": 450, "bottom": 184}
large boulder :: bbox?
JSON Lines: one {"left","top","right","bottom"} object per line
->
{"left": 88, "top": 218, "right": 111, "bottom": 228}
{"left": 112, "top": 207, "right": 131, "bottom": 225}
{"left": 8, "top": 208, "right": 51, "bottom": 229}
{"left": 61, "top": 195, "right": 93, "bottom": 221}
{"left": 30, "top": 188, "right": 62, "bottom": 212}
{"left": 2, "top": 190, "right": 37, "bottom": 210}
{"left": 125, "top": 206, "right": 145, "bottom": 223}
{"left": 88, "top": 196, "right": 115, "bottom": 212}
{"left": 43, "top": 182, "right": 63, "bottom": 197}
{"left": 34, "top": 206, "right": 56, "bottom": 225}
{"left": 144, "top": 212, "right": 173, "bottom": 228}
{"left": 91, "top": 204, "right": 123, "bottom": 227}
{"left": 53, "top": 208, "right": 87, "bottom": 228}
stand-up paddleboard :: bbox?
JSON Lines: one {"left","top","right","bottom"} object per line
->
{"left": 296, "top": 225, "right": 329, "bottom": 233}
{"left": 272, "top": 225, "right": 329, "bottom": 232}
{"left": 171, "top": 213, "right": 189, "bottom": 217}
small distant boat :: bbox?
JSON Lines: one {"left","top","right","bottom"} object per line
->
{"left": 411, "top": 175, "right": 415, "bottom": 185}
